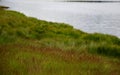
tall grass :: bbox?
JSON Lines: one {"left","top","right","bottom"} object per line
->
{"left": 0, "top": 8, "right": 120, "bottom": 75}
{"left": 0, "top": 9, "right": 120, "bottom": 57}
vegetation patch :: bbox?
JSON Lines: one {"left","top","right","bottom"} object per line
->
{"left": 0, "top": 8, "right": 120, "bottom": 75}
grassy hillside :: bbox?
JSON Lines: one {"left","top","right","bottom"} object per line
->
{"left": 0, "top": 8, "right": 120, "bottom": 75}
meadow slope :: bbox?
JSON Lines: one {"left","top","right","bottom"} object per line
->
{"left": 0, "top": 7, "right": 120, "bottom": 75}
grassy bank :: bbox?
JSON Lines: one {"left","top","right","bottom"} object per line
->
{"left": 0, "top": 8, "right": 120, "bottom": 75}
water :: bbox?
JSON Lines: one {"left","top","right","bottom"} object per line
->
{"left": 1, "top": 0, "right": 120, "bottom": 37}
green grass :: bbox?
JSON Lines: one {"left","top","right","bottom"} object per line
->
{"left": 0, "top": 8, "right": 120, "bottom": 75}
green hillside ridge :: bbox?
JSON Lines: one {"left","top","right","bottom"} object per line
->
{"left": 0, "top": 8, "right": 120, "bottom": 75}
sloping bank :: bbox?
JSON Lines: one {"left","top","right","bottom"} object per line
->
{"left": 0, "top": 8, "right": 120, "bottom": 75}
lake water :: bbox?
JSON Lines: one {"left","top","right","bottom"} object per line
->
{"left": 1, "top": 0, "right": 120, "bottom": 38}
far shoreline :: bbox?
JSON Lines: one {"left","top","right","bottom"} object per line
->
{"left": 65, "top": 1, "right": 120, "bottom": 3}
{"left": 0, "top": 5, "right": 9, "bottom": 9}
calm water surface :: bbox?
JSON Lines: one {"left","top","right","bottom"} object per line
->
{"left": 1, "top": 0, "right": 120, "bottom": 37}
